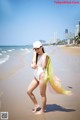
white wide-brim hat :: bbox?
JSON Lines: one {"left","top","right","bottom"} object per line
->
{"left": 33, "top": 41, "right": 42, "bottom": 49}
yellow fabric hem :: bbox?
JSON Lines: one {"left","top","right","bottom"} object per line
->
{"left": 44, "top": 57, "right": 72, "bottom": 95}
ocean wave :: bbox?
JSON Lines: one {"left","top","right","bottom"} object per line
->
{"left": 7, "top": 49, "right": 15, "bottom": 52}
{"left": 24, "top": 48, "right": 30, "bottom": 53}
{"left": 20, "top": 48, "right": 30, "bottom": 52}
{"left": 0, "top": 53, "right": 2, "bottom": 56}
{"left": 20, "top": 48, "right": 24, "bottom": 51}
{"left": 19, "top": 48, "right": 31, "bottom": 55}
{"left": 0, "top": 55, "right": 10, "bottom": 65}
{"left": 2, "top": 51, "right": 7, "bottom": 53}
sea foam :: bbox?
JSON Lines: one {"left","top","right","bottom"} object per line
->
{"left": 0, "top": 55, "right": 10, "bottom": 65}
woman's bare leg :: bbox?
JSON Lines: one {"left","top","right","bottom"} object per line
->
{"left": 39, "top": 73, "right": 47, "bottom": 113}
{"left": 27, "top": 78, "right": 39, "bottom": 109}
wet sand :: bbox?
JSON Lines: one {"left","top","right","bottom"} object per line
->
{"left": 0, "top": 46, "right": 80, "bottom": 120}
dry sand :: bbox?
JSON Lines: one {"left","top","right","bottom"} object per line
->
{"left": 0, "top": 46, "right": 80, "bottom": 120}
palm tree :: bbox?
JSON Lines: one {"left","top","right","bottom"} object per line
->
{"left": 77, "top": 32, "right": 80, "bottom": 44}
{"left": 74, "top": 32, "right": 80, "bottom": 44}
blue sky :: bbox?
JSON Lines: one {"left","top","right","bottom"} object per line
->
{"left": 0, "top": 0, "right": 80, "bottom": 45}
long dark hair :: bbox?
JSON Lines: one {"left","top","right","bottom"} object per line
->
{"left": 36, "top": 47, "right": 45, "bottom": 64}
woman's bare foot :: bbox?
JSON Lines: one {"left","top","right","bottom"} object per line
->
{"left": 32, "top": 105, "right": 41, "bottom": 112}
{"left": 35, "top": 109, "right": 46, "bottom": 115}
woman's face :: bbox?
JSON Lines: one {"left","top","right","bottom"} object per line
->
{"left": 34, "top": 46, "right": 43, "bottom": 55}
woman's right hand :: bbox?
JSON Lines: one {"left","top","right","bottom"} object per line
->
{"left": 31, "top": 63, "right": 37, "bottom": 69}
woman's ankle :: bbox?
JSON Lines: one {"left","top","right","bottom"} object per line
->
{"left": 42, "top": 108, "right": 46, "bottom": 112}
{"left": 34, "top": 104, "right": 39, "bottom": 107}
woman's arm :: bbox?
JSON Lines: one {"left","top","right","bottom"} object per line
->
{"left": 31, "top": 52, "right": 37, "bottom": 69}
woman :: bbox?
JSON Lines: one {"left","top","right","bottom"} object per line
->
{"left": 27, "top": 41, "right": 72, "bottom": 114}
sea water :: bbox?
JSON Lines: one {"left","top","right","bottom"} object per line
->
{"left": 0, "top": 45, "right": 32, "bottom": 65}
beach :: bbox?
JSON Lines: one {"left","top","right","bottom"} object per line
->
{"left": 0, "top": 46, "right": 80, "bottom": 120}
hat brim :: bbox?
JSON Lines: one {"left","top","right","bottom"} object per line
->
{"left": 33, "top": 46, "right": 42, "bottom": 49}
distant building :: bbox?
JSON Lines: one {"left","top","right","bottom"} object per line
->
{"left": 64, "top": 29, "right": 75, "bottom": 44}
{"left": 53, "top": 32, "right": 57, "bottom": 44}
{"left": 39, "top": 40, "right": 46, "bottom": 43}
{"left": 65, "top": 29, "right": 68, "bottom": 39}
{"left": 65, "top": 29, "right": 68, "bottom": 34}
{"left": 75, "top": 21, "right": 80, "bottom": 36}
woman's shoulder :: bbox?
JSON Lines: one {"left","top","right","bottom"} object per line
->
{"left": 44, "top": 52, "right": 49, "bottom": 57}
{"left": 42, "top": 53, "right": 49, "bottom": 59}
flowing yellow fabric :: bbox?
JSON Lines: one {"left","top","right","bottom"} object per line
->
{"left": 44, "top": 56, "right": 72, "bottom": 95}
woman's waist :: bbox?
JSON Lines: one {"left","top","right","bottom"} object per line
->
{"left": 34, "top": 66, "right": 45, "bottom": 73}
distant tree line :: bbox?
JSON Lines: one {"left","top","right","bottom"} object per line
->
{"left": 74, "top": 32, "right": 80, "bottom": 44}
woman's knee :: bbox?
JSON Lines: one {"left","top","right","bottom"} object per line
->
{"left": 40, "top": 91, "right": 46, "bottom": 97}
{"left": 27, "top": 89, "right": 31, "bottom": 95}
